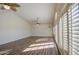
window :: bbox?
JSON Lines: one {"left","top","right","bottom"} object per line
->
{"left": 71, "top": 3, "right": 79, "bottom": 55}
{"left": 65, "top": 3, "right": 79, "bottom": 55}
{"left": 53, "top": 3, "right": 79, "bottom": 55}
{"left": 61, "top": 3, "right": 79, "bottom": 55}
{"left": 68, "top": 5, "right": 72, "bottom": 55}
{"left": 62, "top": 12, "right": 69, "bottom": 54}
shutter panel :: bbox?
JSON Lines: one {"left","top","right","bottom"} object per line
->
{"left": 62, "top": 12, "right": 69, "bottom": 54}
{"left": 68, "top": 6, "right": 72, "bottom": 55}
{"left": 71, "top": 3, "right": 79, "bottom": 55}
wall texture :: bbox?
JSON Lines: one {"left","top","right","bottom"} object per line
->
{"left": 0, "top": 10, "right": 32, "bottom": 45}
{"left": 32, "top": 24, "right": 52, "bottom": 36}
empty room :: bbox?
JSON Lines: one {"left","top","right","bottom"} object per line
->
{"left": 0, "top": 3, "right": 79, "bottom": 55}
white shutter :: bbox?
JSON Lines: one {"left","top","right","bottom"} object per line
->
{"left": 62, "top": 12, "right": 69, "bottom": 54}
{"left": 68, "top": 5, "right": 72, "bottom": 55}
{"left": 71, "top": 3, "right": 79, "bottom": 55}
{"left": 54, "top": 3, "right": 79, "bottom": 55}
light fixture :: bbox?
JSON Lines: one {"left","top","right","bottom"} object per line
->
{"left": 3, "top": 5, "right": 10, "bottom": 10}
{"left": 36, "top": 23, "right": 39, "bottom": 26}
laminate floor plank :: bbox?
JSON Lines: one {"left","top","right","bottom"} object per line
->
{"left": 0, "top": 37, "right": 58, "bottom": 55}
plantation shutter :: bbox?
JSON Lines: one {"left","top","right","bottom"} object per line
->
{"left": 62, "top": 12, "right": 69, "bottom": 54}
{"left": 68, "top": 5, "right": 72, "bottom": 54}
{"left": 71, "top": 3, "right": 79, "bottom": 55}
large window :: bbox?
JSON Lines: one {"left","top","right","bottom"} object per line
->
{"left": 62, "top": 12, "right": 69, "bottom": 54}
{"left": 71, "top": 3, "right": 79, "bottom": 55}
{"left": 68, "top": 4, "right": 72, "bottom": 55}
{"left": 54, "top": 3, "right": 79, "bottom": 55}
{"left": 68, "top": 3, "right": 79, "bottom": 55}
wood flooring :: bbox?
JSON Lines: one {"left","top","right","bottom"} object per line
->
{"left": 0, "top": 36, "right": 59, "bottom": 55}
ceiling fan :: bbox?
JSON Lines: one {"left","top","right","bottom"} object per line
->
{"left": 0, "top": 3, "right": 20, "bottom": 11}
{"left": 33, "top": 17, "right": 41, "bottom": 25}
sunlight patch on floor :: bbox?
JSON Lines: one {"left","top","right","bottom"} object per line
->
{"left": 22, "top": 44, "right": 54, "bottom": 52}
{"left": 29, "top": 42, "right": 54, "bottom": 47}
{"left": 22, "top": 38, "right": 55, "bottom": 53}
{"left": 35, "top": 38, "right": 49, "bottom": 42}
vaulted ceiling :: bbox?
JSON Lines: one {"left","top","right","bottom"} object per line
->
{"left": 0, "top": 3, "right": 66, "bottom": 24}
{"left": 16, "top": 3, "right": 55, "bottom": 24}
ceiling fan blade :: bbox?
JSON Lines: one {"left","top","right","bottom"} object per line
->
{"left": 0, "top": 3, "right": 20, "bottom": 7}
{"left": 0, "top": 3, "right": 20, "bottom": 11}
{"left": 10, "top": 6, "right": 16, "bottom": 11}
{"left": 11, "top": 3, "right": 20, "bottom": 7}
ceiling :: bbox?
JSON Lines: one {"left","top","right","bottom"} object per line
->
{"left": 16, "top": 3, "right": 55, "bottom": 24}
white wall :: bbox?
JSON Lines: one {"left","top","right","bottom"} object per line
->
{"left": 0, "top": 10, "right": 53, "bottom": 45}
{"left": 32, "top": 24, "right": 52, "bottom": 36}
{"left": 0, "top": 10, "right": 32, "bottom": 45}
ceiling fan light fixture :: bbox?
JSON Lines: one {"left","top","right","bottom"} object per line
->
{"left": 3, "top": 5, "right": 10, "bottom": 10}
